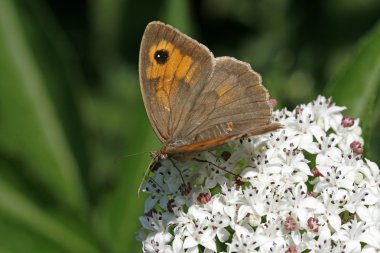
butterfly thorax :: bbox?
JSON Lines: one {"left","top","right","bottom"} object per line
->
{"left": 151, "top": 149, "right": 168, "bottom": 161}
{"left": 151, "top": 146, "right": 189, "bottom": 165}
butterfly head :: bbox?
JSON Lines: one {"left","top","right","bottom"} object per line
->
{"left": 150, "top": 149, "right": 168, "bottom": 161}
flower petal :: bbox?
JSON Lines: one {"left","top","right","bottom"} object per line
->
{"left": 183, "top": 236, "right": 198, "bottom": 249}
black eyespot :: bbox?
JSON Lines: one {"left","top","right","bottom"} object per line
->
{"left": 154, "top": 50, "right": 169, "bottom": 64}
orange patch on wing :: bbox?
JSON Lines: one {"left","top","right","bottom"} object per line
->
{"left": 184, "top": 63, "right": 198, "bottom": 85}
{"left": 175, "top": 55, "right": 192, "bottom": 80}
{"left": 146, "top": 40, "right": 196, "bottom": 108}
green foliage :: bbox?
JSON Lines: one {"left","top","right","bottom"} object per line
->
{"left": 0, "top": 0, "right": 378, "bottom": 252}
{"left": 325, "top": 20, "right": 380, "bottom": 159}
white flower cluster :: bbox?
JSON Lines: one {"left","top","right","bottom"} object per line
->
{"left": 137, "top": 96, "right": 380, "bottom": 253}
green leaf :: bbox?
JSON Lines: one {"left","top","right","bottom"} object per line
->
{"left": 160, "top": 0, "right": 194, "bottom": 35}
{"left": 0, "top": 0, "right": 86, "bottom": 211}
{"left": 325, "top": 20, "right": 380, "bottom": 147}
{"left": 0, "top": 218, "right": 66, "bottom": 253}
{"left": 0, "top": 175, "right": 100, "bottom": 253}
{"left": 99, "top": 76, "right": 156, "bottom": 253}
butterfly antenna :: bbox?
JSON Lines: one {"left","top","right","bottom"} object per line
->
{"left": 107, "top": 150, "right": 153, "bottom": 172}
{"left": 138, "top": 171, "right": 165, "bottom": 198}
{"left": 137, "top": 152, "right": 164, "bottom": 197}
{"left": 137, "top": 161, "right": 153, "bottom": 197}
{"left": 119, "top": 150, "right": 152, "bottom": 159}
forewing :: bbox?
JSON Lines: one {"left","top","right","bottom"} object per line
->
{"left": 139, "top": 21, "right": 214, "bottom": 143}
{"left": 176, "top": 56, "right": 281, "bottom": 145}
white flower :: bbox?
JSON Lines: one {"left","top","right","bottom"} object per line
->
{"left": 308, "top": 225, "right": 333, "bottom": 252}
{"left": 321, "top": 188, "right": 347, "bottom": 231}
{"left": 182, "top": 221, "right": 217, "bottom": 252}
{"left": 207, "top": 211, "right": 230, "bottom": 242}
{"left": 139, "top": 96, "right": 380, "bottom": 253}
{"left": 227, "top": 225, "right": 260, "bottom": 253}
{"left": 284, "top": 183, "right": 325, "bottom": 227}
{"left": 308, "top": 95, "right": 345, "bottom": 131}
{"left": 140, "top": 211, "right": 173, "bottom": 233}
{"left": 357, "top": 205, "right": 380, "bottom": 227}
{"left": 254, "top": 218, "right": 286, "bottom": 251}
{"left": 143, "top": 232, "right": 173, "bottom": 253}
{"left": 172, "top": 236, "right": 185, "bottom": 253}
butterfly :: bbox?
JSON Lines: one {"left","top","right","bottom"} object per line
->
{"left": 139, "top": 21, "right": 281, "bottom": 165}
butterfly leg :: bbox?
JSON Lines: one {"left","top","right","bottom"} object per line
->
{"left": 193, "top": 156, "right": 243, "bottom": 184}
{"left": 167, "top": 157, "right": 192, "bottom": 196}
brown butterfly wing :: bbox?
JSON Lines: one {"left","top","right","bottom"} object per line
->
{"left": 139, "top": 21, "right": 214, "bottom": 143}
{"left": 163, "top": 57, "right": 281, "bottom": 153}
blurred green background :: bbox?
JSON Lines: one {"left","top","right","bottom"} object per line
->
{"left": 0, "top": 0, "right": 379, "bottom": 252}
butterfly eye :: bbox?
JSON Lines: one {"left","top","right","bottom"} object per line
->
{"left": 154, "top": 49, "right": 169, "bottom": 64}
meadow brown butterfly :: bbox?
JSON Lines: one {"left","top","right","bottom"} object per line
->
{"left": 139, "top": 21, "right": 281, "bottom": 164}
